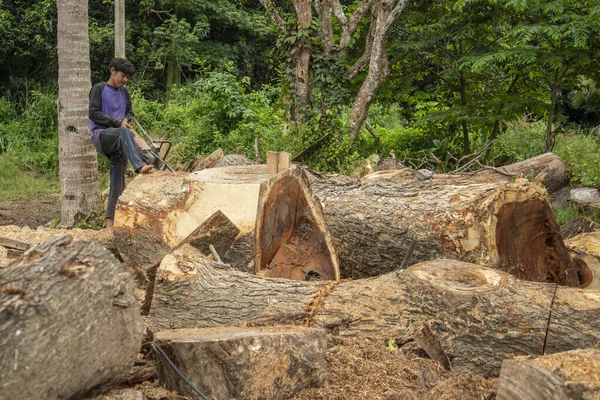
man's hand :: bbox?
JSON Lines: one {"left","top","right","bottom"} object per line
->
{"left": 121, "top": 118, "right": 132, "bottom": 129}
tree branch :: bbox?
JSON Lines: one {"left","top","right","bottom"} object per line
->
{"left": 347, "top": 17, "right": 377, "bottom": 80}
{"left": 385, "top": 0, "right": 408, "bottom": 32}
{"left": 318, "top": 0, "right": 334, "bottom": 55}
{"left": 343, "top": 0, "right": 377, "bottom": 47}
{"left": 259, "top": 0, "right": 286, "bottom": 31}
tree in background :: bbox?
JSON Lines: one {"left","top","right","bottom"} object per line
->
{"left": 56, "top": 0, "right": 100, "bottom": 226}
{"left": 505, "top": 0, "right": 600, "bottom": 151}
{"left": 261, "top": 0, "right": 408, "bottom": 136}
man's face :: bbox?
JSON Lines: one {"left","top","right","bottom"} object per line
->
{"left": 110, "top": 68, "right": 130, "bottom": 88}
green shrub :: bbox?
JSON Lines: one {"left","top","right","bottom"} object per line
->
{"left": 491, "top": 120, "right": 546, "bottom": 164}
{"left": 554, "top": 133, "right": 600, "bottom": 186}
{"left": 0, "top": 91, "right": 59, "bottom": 174}
{"left": 553, "top": 203, "right": 600, "bottom": 226}
{"left": 132, "top": 70, "right": 286, "bottom": 166}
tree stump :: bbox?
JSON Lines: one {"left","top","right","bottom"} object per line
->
{"left": 114, "top": 166, "right": 339, "bottom": 291}
{"left": 497, "top": 349, "right": 600, "bottom": 400}
{"left": 311, "top": 170, "right": 580, "bottom": 285}
{"left": 146, "top": 246, "right": 600, "bottom": 377}
{"left": 153, "top": 326, "right": 327, "bottom": 399}
{"left": 0, "top": 235, "right": 143, "bottom": 400}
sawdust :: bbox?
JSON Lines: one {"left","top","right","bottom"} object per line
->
{"left": 292, "top": 336, "right": 497, "bottom": 400}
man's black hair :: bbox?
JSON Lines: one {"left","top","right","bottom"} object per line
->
{"left": 109, "top": 58, "right": 135, "bottom": 76}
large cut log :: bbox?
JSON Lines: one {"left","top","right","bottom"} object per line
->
{"left": 472, "top": 152, "right": 571, "bottom": 193}
{"left": 147, "top": 245, "right": 600, "bottom": 377}
{"left": 0, "top": 225, "right": 116, "bottom": 268}
{"left": 114, "top": 166, "right": 339, "bottom": 289}
{"left": 0, "top": 235, "right": 143, "bottom": 400}
{"left": 497, "top": 349, "right": 600, "bottom": 400}
{"left": 311, "top": 170, "right": 580, "bottom": 284}
{"left": 565, "top": 230, "right": 600, "bottom": 289}
{"left": 153, "top": 326, "right": 327, "bottom": 399}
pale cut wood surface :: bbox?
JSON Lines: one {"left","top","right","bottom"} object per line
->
{"left": 154, "top": 326, "right": 327, "bottom": 399}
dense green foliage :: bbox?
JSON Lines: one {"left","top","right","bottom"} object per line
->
{"left": 1, "top": 0, "right": 600, "bottom": 184}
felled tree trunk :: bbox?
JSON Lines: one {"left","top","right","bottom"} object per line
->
{"left": 153, "top": 326, "right": 327, "bottom": 399}
{"left": 0, "top": 235, "right": 143, "bottom": 400}
{"left": 114, "top": 166, "right": 339, "bottom": 290}
{"left": 561, "top": 216, "right": 600, "bottom": 239}
{"left": 146, "top": 246, "right": 600, "bottom": 377}
{"left": 311, "top": 170, "right": 580, "bottom": 285}
{"left": 497, "top": 349, "right": 600, "bottom": 400}
{"left": 471, "top": 152, "right": 571, "bottom": 193}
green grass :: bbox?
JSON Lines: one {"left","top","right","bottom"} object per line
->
{"left": 0, "top": 155, "right": 60, "bottom": 201}
{"left": 553, "top": 203, "right": 600, "bottom": 226}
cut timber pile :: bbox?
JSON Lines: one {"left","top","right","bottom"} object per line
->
{"left": 497, "top": 349, "right": 600, "bottom": 399}
{"left": 0, "top": 235, "right": 143, "bottom": 400}
{"left": 311, "top": 170, "right": 580, "bottom": 284}
{"left": 114, "top": 165, "right": 339, "bottom": 292}
{"left": 146, "top": 245, "right": 600, "bottom": 377}
{"left": 154, "top": 326, "right": 327, "bottom": 399}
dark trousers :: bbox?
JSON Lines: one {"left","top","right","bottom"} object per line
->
{"left": 99, "top": 127, "right": 145, "bottom": 219}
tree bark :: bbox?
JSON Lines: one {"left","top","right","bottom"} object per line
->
{"left": 146, "top": 248, "right": 600, "bottom": 377}
{"left": 497, "top": 349, "right": 600, "bottom": 400}
{"left": 57, "top": 0, "right": 100, "bottom": 227}
{"left": 0, "top": 235, "right": 143, "bottom": 400}
{"left": 348, "top": 0, "right": 404, "bottom": 138}
{"left": 114, "top": 0, "right": 125, "bottom": 58}
{"left": 153, "top": 326, "right": 327, "bottom": 399}
{"left": 471, "top": 152, "right": 571, "bottom": 194}
{"left": 114, "top": 166, "right": 339, "bottom": 291}
{"left": 561, "top": 216, "right": 600, "bottom": 240}
{"left": 310, "top": 169, "right": 580, "bottom": 285}
{"left": 290, "top": 0, "right": 312, "bottom": 121}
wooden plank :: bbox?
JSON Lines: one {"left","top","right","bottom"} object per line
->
{"left": 266, "top": 151, "right": 279, "bottom": 174}
{"left": 0, "top": 237, "right": 30, "bottom": 251}
{"left": 277, "top": 151, "right": 291, "bottom": 171}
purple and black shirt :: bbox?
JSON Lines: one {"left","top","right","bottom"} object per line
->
{"left": 89, "top": 82, "right": 134, "bottom": 155}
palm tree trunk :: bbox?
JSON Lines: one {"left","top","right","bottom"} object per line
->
{"left": 57, "top": 0, "right": 100, "bottom": 227}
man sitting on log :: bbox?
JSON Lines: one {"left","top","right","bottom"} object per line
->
{"left": 89, "top": 58, "right": 154, "bottom": 229}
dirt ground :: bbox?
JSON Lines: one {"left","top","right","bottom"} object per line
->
{"left": 0, "top": 196, "right": 61, "bottom": 228}
{"left": 91, "top": 337, "right": 497, "bottom": 400}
